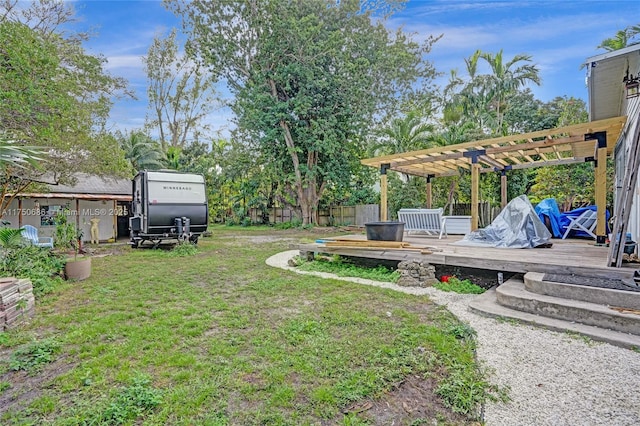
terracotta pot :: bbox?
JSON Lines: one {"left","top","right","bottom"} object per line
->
{"left": 65, "top": 256, "right": 92, "bottom": 281}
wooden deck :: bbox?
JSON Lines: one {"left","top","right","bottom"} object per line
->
{"left": 294, "top": 234, "right": 638, "bottom": 281}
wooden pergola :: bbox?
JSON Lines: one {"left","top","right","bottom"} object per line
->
{"left": 361, "top": 116, "right": 627, "bottom": 244}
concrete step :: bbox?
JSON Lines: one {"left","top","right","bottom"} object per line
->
{"left": 524, "top": 272, "right": 640, "bottom": 310}
{"left": 496, "top": 278, "right": 640, "bottom": 336}
{"left": 469, "top": 286, "right": 640, "bottom": 350}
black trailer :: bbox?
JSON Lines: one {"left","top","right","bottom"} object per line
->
{"left": 129, "top": 171, "right": 208, "bottom": 247}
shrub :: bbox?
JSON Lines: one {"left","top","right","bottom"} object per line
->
{"left": 95, "top": 375, "right": 163, "bottom": 424}
{"left": 433, "top": 277, "right": 485, "bottom": 294}
{"left": 168, "top": 243, "right": 198, "bottom": 257}
{"left": 0, "top": 245, "right": 65, "bottom": 297}
{"left": 9, "top": 338, "right": 60, "bottom": 373}
{"left": 0, "top": 227, "right": 26, "bottom": 249}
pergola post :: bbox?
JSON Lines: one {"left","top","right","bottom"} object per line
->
{"left": 499, "top": 166, "right": 511, "bottom": 209}
{"left": 380, "top": 164, "right": 390, "bottom": 221}
{"left": 425, "top": 174, "right": 434, "bottom": 209}
{"left": 588, "top": 131, "right": 608, "bottom": 245}
{"left": 464, "top": 151, "right": 482, "bottom": 231}
{"left": 471, "top": 163, "right": 480, "bottom": 231}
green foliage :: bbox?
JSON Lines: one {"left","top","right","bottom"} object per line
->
{"left": 598, "top": 24, "right": 640, "bottom": 52}
{"left": 272, "top": 217, "right": 303, "bottom": 229}
{"left": 388, "top": 174, "right": 427, "bottom": 217}
{"left": 175, "top": 0, "right": 439, "bottom": 224}
{"left": 144, "top": 28, "right": 220, "bottom": 150}
{"left": 296, "top": 255, "right": 400, "bottom": 283}
{"left": 168, "top": 243, "right": 198, "bottom": 257}
{"left": 0, "top": 227, "right": 26, "bottom": 249}
{"left": 53, "top": 210, "right": 82, "bottom": 257}
{"left": 8, "top": 338, "right": 60, "bottom": 373}
{"left": 433, "top": 278, "right": 485, "bottom": 294}
{"left": 93, "top": 375, "right": 163, "bottom": 425}
{"left": 530, "top": 163, "right": 596, "bottom": 208}
{"left": 436, "top": 362, "right": 508, "bottom": 416}
{"left": 117, "top": 130, "right": 166, "bottom": 173}
{"left": 0, "top": 13, "right": 130, "bottom": 214}
{"left": 0, "top": 133, "right": 44, "bottom": 171}
{"left": 0, "top": 244, "right": 65, "bottom": 297}
{"left": 371, "top": 111, "right": 436, "bottom": 157}
{"left": 446, "top": 322, "right": 477, "bottom": 341}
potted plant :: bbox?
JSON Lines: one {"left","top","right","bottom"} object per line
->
{"left": 55, "top": 210, "right": 91, "bottom": 281}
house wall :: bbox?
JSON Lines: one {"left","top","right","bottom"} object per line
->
{"left": 626, "top": 96, "right": 640, "bottom": 241}
{"left": 2, "top": 197, "right": 119, "bottom": 243}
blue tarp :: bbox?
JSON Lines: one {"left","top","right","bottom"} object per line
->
{"left": 534, "top": 198, "right": 609, "bottom": 238}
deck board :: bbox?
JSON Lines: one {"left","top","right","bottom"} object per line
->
{"left": 293, "top": 234, "right": 638, "bottom": 280}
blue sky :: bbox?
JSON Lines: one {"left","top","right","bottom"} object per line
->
{"left": 71, "top": 0, "right": 639, "bottom": 137}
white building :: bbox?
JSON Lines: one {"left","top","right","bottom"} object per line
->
{"left": 2, "top": 173, "right": 132, "bottom": 243}
{"left": 585, "top": 44, "right": 640, "bottom": 242}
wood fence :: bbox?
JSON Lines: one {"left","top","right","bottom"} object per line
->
{"left": 249, "top": 204, "right": 380, "bottom": 226}
{"left": 446, "top": 202, "right": 501, "bottom": 228}
{"left": 250, "top": 202, "right": 501, "bottom": 227}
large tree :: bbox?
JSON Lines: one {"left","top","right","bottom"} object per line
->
{"left": 170, "top": 0, "right": 438, "bottom": 224}
{"left": 144, "top": 28, "right": 221, "bottom": 150}
{"left": 0, "top": 1, "right": 130, "bottom": 216}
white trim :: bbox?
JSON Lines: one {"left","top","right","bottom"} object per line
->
{"left": 584, "top": 44, "right": 640, "bottom": 66}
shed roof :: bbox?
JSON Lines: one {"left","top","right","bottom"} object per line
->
{"left": 45, "top": 173, "right": 131, "bottom": 196}
{"left": 361, "top": 116, "right": 626, "bottom": 177}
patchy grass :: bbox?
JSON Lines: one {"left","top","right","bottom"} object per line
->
{"left": 433, "top": 278, "right": 486, "bottom": 294}
{"left": 0, "top": 226, "right": 500, "bottom": 424}
{"left": 295, "top": 255, "right": 401, "bottom": 282}
{"left": 8, "top": 338, "right": 60, "bottom": 374}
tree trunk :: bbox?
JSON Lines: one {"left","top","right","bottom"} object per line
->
{"left": 268, "top": 78, "right": 324, "bottom": 225}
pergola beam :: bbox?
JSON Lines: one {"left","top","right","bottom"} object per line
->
{"left": 362, "top": 116, "right": 627, "bottom": 228}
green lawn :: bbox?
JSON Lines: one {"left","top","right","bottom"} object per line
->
{"left": 0, "top": 226, "right": 500, "bottom": 425}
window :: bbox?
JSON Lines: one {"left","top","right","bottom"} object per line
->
{"left": 40, "top": 205, "right": 67, "bottom": 226}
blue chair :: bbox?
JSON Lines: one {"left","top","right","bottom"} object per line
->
{"left": 21, "top": 225, "right": 54, "bottom": 248}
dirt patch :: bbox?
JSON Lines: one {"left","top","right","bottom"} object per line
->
{"left": 339, "top": 374, "right": 474, "bottom": 425}
{"left": 0, "top": 354, "right": 76, "bottom": 416}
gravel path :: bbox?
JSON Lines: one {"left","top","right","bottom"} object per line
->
{"left": 267, "top": 250, "right": 640, "bottom": 426}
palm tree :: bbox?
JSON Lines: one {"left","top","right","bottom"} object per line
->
{"left": 0, "top": 133, "right": 43, "bottom": 170}
{"left": 479, "top": 50, "right": 541, "bottom": 135}
{"left": 372, "top": 111, "right": 435, "bottom": 156}
{"left": 0, "top": 132, "right": 46, "bottom": 220}
{"left": 119, "top": 131, "right": 166, "bottom": 172}
{"left": 598, "top": 25, "right": 640, "bottom": 52}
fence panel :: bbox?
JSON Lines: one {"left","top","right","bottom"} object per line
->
{"left": 355, "top": 204, "right": 379, "bottom": 225}
{"left": 450, "top": 202, "right": 499, "bottom": 228}
{"left": 249, "top": 204, "right": 379, "bottom": 226}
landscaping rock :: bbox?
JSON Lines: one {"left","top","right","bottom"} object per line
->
{"left": 396, "top": 260, "right": 439, "bottom": 287}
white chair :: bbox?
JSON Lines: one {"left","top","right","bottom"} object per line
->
{"left": 398, "top": 208, "right": 447, "bottom": 239}
{"left": 21, "top": 225, "right": 54, "bottom": 248}
{"left": 561, "top": 210, "right": 597, "bottom": 239}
